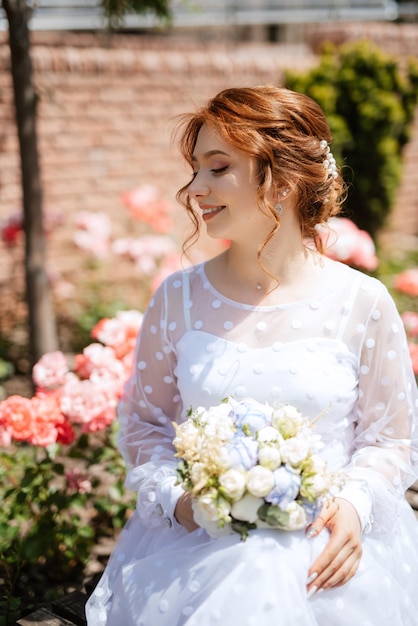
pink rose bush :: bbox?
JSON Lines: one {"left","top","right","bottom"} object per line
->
{"left": 394, "top": 268, "right": 418, "bottom": 298}
{"left": 401, "top": 311, "right": 418, "bottom": 376}
{"left": 73, "top": 211, "right": 112, "bottom": 259}
{"left": 318, "top": 217, "right": 378, "bottom": 271}
{"left": 121, "top": 184, "right": 174, "bottom": 233}
{"left": 0, "top": 310, "right": 143, "bottom": 448}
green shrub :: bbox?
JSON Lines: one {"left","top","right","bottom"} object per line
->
{"left": 285, "top": 40, "right": 418, "bottom": 239}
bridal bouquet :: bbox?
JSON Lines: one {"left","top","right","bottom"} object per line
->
{"left": 173, "top": 397, "right": 345, "bottom": 540}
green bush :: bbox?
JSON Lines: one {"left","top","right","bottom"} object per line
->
{"left": 285, "top": 40, "right": 418, "bottom": 239}
{"left": 0, "top": 427, "right": 134, "bottom": 624}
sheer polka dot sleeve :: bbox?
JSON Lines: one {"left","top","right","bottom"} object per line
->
{"left": 347, "top": 285, "right": 418, "bottom": 533}
{"left": 116, "top": 280, "right": 185, "bottom": 528}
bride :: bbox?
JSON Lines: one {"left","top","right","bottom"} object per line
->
{"left": 86, "top": 85, "right": 418, "bottom": 625}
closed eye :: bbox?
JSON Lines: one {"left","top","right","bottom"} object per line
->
{"left": 211, "top": 166, "right": 229, "bottom": 175}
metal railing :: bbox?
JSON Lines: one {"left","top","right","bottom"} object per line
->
{"left": 0, "top": 0, "right": 405, "bottom": 32}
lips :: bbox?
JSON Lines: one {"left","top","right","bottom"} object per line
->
{"left": 201, "top": 206, "right": 226, "bottom": 219}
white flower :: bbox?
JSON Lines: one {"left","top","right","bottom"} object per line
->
{"left": 219, "top": 468, "right": 246, "bottom": 501}
{"left": 272, "top": 405, "right": 304, "bottom": 438}
{"left": 173, "top": 420, "right": 201, "bottom": 460}
{"left": 191, "top": 501, "right": 233, "bottom": 538}
{"left": 190, "top": 462, "right": 210, "bottom": 491}
{"left": 285, "top": 501, "right": 307, "bottom": 530}
{"left": 193, "top": 489, "right": 220, "bottom": 522}
{"left": 280, "top": 436, "right": 310, "bottom": 467}
{"left": 302, "top": 472, "right": 330, "bottom": 500}
{"left": 246, "top": 465, "right": 275, "bottom": 498}
{"left": 258, "top": 445, "right": 282, "bottom": 470}
{"left": 257, "top": 426, "right": 282, "bottom": 444}
{"left": 203, "top": 406, "right": 235, "bottom": 440}
{"left": 231, "top": 493, "right": 264, "bottom": 523}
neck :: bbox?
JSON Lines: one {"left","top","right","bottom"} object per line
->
{"left": 224, "top": 237, "right": 309, "bottom": 294}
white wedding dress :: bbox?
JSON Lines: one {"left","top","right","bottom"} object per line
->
{"left": 86, "top": 258, "right": 418, "bottom": 626}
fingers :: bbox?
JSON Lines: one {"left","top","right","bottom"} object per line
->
{"left": 174, "top": 492, "right": 199, "bottom": 532}
{"left": 305, "top": 499, "right": 340, "bottom": 538}
{"left": 306, "top": 498, "right": 362, "bottom": 596}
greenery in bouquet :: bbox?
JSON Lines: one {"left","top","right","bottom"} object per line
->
{"left": 173, "top": 397, "right": 346, "bottom": 541}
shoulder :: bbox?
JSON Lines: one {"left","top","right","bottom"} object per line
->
{"left": 329, "top": 260, "right": 388, "bottom": 301}
{"left": 147, "top": 262, "right": 205, "bottom": 309}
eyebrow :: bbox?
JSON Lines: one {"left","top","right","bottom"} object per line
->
{"left": 191, "top": 150, "right": 231, "bottom": 162}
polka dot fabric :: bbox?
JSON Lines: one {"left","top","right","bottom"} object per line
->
{"left": 86, "top": 259, "right": 418, "bottom": 626}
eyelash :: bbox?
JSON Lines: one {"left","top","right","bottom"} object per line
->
{"left": 211, "top": 166, "right": 228, "bottom": 175}
{"left": 190, "top": 165, "right": 229, "bottom": 180}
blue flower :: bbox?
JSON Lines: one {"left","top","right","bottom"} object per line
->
{"left": 265, "top": 466, "right": 301, "bottom": 509}
{"left": 226, "top": 436, "right": 259, "bottom": 471}
{"left": 231, "top": 399, "right": 272, "bottom": 436}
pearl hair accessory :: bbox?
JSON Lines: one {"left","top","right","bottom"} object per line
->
{"left": 320, "top": 139, "right": 338, "bottom": 179}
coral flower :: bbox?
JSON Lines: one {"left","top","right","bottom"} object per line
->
{"left": 409, "top": 343, "right": 418, "bottom": 376}
{"left": 0, "top": 395, "right": 35, "bottom": 441}
{"left": 401, "top": 312, "right": 418, "bottom": 339}
{"left": 394, "top": 268, "right": 418, "bottom": 297}
{"left": 121, "top": 184, "right": 173, "bottom": 233}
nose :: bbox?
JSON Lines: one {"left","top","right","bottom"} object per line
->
{"left": 188, "top": 170, "right": 210, "bottom": 200}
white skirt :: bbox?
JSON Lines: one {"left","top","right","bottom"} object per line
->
{"left": 86, "top": 500, "right": 418, "bottom": 626}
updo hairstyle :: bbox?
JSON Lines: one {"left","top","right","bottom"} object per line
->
{"left": 175, "top": 86, "right": 345, "bottom": 254}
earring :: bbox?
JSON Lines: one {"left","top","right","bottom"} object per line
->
{"left": 275, "top": 188, "right": 289, "bottom": 216}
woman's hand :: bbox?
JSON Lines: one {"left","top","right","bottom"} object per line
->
{"left": 174, "top": 492, "right": 199, "bottom": 532}
{"left": 306, "top": 497, "right": 363, "bottom": 597}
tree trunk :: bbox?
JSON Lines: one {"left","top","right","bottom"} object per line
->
{"left": 3, "top": 0, "right": 58, "bottom": 365}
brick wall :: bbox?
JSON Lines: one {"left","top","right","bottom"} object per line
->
{"left": 0, "top": 24, "right": 417, "bottom": 299}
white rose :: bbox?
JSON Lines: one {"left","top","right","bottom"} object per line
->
{"left": 219, "top": 468, "right": 246, "bottom": 501}
{"left": 257, "top": 426, "right": 282, "bottom": 444}
{"left": 301, "top": 472, "right": 329, "bottom": 499}
{"left": 190, "top": 462, "right": 210, "bottom": 491}
{"left": 246, "top": 465, "right": 275, "bottom": 498}
{"left": 258, "top": 445, "right": 282, "bottom": 470}
{"left": 231, "top": 493, "right": 264, "bottom": 523}
{"left": 284, "top": 501, "right": 307, "bottom": 530}
{"left": 192, "top": 489, "right": 219, "bottom": 522}
{"left": 191, "top": 500, "right": 233, "bottom": 538}
{"left": 280, "top": 436, "right": 310, "bottom": 467}
{"left": 204, "top": 412, "right": 235, "bottom": 441}
{"left": 272, "top": 405, "right": 304, "bottom": 438}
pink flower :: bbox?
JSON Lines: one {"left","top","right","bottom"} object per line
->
{"left": 408, "top": 343, "right": 418, "bottom": 376}
{"left": 121, "top": 185, "right": 173, "bottom": 233}
{"left": 401, "top": 312, "right": 418, "bottom": 339}
{"left": 33, "top": 351, "right": 70, "bottom": 390}
{"left": 28, "top": 393, "right": 74, "bottom": 447}
{"left": 81, "top": 406, "right": 115, "bottom": 433}
{"left": 0, "top": 392, "right": 74, "bottom": 447}
{"left": 91, "top": 311, "right": 143, "bottom": 359}
{"left": 111, "top": 235, "right": 177, "bottom": 275}
{"left": 73, "top": 211, "right": 111, "bottom": 258}
{"left": 59, "top": 377, "right": 117, "bottom": 427}
{"left": 0, "top": 395, "right": 35, "bottom": 441}
{"left": 65, "top": 468, "right": 92, "bottom": 494}
{"left": 319, "top": 218, "right": 378, "bottom": 271}
{"left": 0, "top": 426, "right": 12, "bottom": 447}
{"left": 74, "top": 344, "right": 125, "bottom": 381}
{"left": 394, "top": 268, "right": 418, "bottom": 297}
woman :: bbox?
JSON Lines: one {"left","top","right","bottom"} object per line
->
{"left": 86, "top": 86, "right": 418, "bottom": 625}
